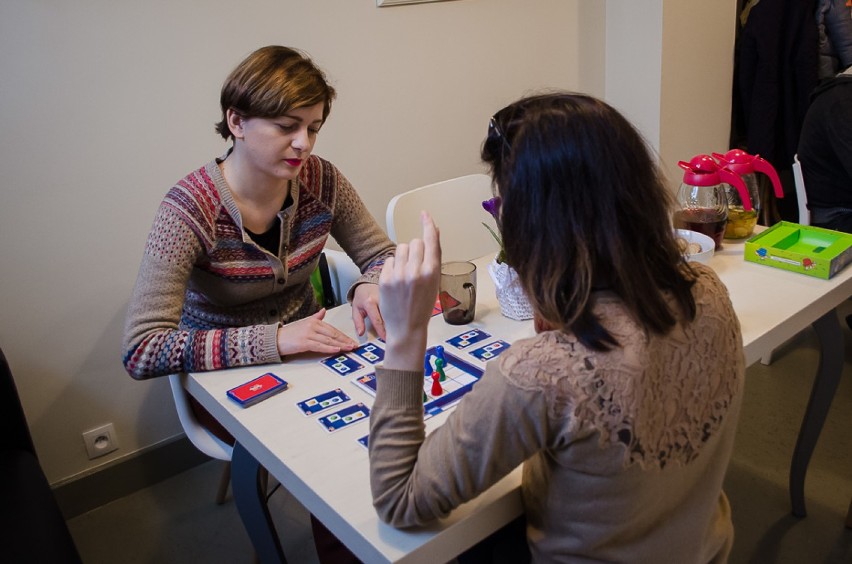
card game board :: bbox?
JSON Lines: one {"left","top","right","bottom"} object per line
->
{"left": 315, "top": 328, "right": 512, "bottom": 445}
{"left": 352, "top": 345, "right": 485, "bottom": 419}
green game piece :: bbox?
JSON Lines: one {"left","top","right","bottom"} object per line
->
{"left": 423, "top": 390, "right": 428, "bottom": 403}
{"left": 435, "top": 358, "right": 446, "bottom": 382}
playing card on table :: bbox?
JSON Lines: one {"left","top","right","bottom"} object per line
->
{"left": 469, "top": 340, "right": 511, "bottom": 361}
{"left": 352, "top": 342, "right": 384, "bottom": 365}
{"left": 321, "top": 354, "right": 363, "bottom": 376}
{"left": 353, "top": 373, "right": 378, "bottom": 394}
{"left": 447, "top": 329, "right": 492, "bottom": 350}
{"left": 432, "top": 295, "right": 443, "bottom": 316}
{"left": 317, "top": 403, "right": 370, "bottom": 433}
{"left": 296, "top": 388, "right": 350, "bottom": 416}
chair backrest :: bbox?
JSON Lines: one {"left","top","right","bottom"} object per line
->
{"left": 322, "top": 249, "right": 362, "bottom": 306}
{"left": 793, "top": 153, "right": 810, "bottom": 226}
{"left": 168, "top": 373, "right": 233, "bottom": 461}
{"left": 386, "top": 174, "right": 499, "bottom": 263}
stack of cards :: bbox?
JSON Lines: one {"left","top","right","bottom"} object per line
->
{"left": 227, "top": 373, "right": 289, "bottom": 407}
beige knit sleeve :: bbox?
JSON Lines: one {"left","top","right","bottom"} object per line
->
{"left": 325, "top": 164, "right": 395, "bottom": 299}
{"left": 369, "top": 360, "right": 547, "bottom": 527}
{"left": 121, "top": 202, "right": 280, "bottom": 379}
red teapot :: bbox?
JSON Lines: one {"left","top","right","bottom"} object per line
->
{"left": 712, "top": 149, "right": 783, "bottom": 239}
{"left": 675, "top": 155, "right": 751, "bottom": 251}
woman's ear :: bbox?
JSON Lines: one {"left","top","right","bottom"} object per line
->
{"left": 226, "top": 109, "right": 246, "bottom": 140}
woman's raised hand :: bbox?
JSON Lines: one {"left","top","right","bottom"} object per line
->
{"left": 379, "top": 211, "right": 442, "bottom": 371}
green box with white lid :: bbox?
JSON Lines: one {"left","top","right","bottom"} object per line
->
{"left": 744, "top": 221, "right": 852, "bottom": 279}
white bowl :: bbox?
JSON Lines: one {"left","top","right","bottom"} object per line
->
{"left": 675, "top": 229, "right": 715, "bottom": 264}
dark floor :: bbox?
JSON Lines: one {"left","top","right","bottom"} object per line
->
{"left": 67, "top": 313, "right": 852, "bottom": 564}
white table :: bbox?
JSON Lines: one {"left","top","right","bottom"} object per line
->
{"left": 709, "top": 235, "right": 852, "bottom": 518}
{"left": 186, "top": 255, "right": 535, "bottom": 563}
{"left": 186, "top": 241, "right": 852, "bottom": 562}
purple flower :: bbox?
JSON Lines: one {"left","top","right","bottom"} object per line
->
{"left": 482, "top": 197, "right": 506, "bottom": 263}
{"left": 482, "top": 197, "right": 501, "bottom": 219}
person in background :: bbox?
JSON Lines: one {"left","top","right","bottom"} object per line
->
{"left": 816, "top": 0, "right": 852, "bottom": 81}
{"left": 122, "top": 45, "right": 393, "bottom": 563}
{"left": 798, "top": 64, "right": 852, "bottom": 333}
{"left": 798, "top": 65, "right": 852, "bottom": 232}
{"left": 369, "top": 93, "right": 745, "bottom": 563}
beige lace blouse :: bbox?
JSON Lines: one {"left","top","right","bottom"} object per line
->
{"left": 369, "top": 263, "right": 744, "bottom": 563}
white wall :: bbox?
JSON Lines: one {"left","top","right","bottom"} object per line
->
{"left": 605, "top": 0, "right": 664, "bottom": 151}
{"left": 605, "top": 0, "right": 737, "bottom": 192}
{"left": 0, "top": 0, "right": 604, "bottom": 484}
{"left": 1, "top": 0, "right": 736, "bottom": 486}
{"left": 659, "top": 0, "right": 738, "bottom": 190}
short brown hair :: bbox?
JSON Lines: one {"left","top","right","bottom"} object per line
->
{"left": 481, "top": 93, "right": 696, "bottom": 351}
{"left": 214, "top": 46, "right": 336, "bottom": 140}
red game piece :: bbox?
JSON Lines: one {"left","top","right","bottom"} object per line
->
{"left": 430, "top": 371, "right": 443, "bottom": 396}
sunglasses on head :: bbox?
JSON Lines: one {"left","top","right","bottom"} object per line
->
{"left": 488, "top": 114, "right": 512, "bottom": 154}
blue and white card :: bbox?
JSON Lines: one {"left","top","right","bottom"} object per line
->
{"left": 447, "top": 329, "right": 492, "bottom": 350}
{"left": 469, "top": 340, "right": 511, "bottom": 361}
{"left": 318, "top": 403, "right": 370, "bottom": 433}
{"left": 296, "top": 388, "right": 350, "bottom": 416}
{"left": 354, "top": 373, "right": 378, "bottom": 394}
{"left": 321, "top": 354, "right": 363, "bottom": 376}
{"left": 353, "top": 342, "right": 384, "bottom": 365}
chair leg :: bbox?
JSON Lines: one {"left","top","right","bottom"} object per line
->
{"left": 216, "top": 461, "right": 231, "bottom": 505}
{"left": 846, "top": 497, "right": 852, "bottom": 529}
{"left": 260, "top": 466, "right": 269, "bottom": 496}
{"left": 251, "top": 466, "right": 269, "bottom": 563}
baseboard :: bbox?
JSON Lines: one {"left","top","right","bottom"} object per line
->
{"left": 53, "top": 435, "right": 210, "bottom": 519}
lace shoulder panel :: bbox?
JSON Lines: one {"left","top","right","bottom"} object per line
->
{"left": 497, "top": 267, "right": 744, "bottom": 470}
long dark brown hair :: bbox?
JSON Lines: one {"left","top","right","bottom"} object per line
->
{"left": 481, "top": 92, "right": 696, "bottom": 351}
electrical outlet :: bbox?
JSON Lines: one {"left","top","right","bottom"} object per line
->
{"left": 82, "top": 423, "right": 119, "bottom": 459}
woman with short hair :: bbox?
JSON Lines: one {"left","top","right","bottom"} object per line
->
{"left": 123, "top": 45, "right": 392, "bottom": 564}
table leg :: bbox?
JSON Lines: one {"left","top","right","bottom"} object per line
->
{"left": 789, "top": 309, "right": 844, "bottom": 518}
{"left": 232, "top": 441, "right": 288, "bottom": 563}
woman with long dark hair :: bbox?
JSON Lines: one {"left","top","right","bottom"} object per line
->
{"left": 369, "top": 93, "right": 745, "bottom": 563}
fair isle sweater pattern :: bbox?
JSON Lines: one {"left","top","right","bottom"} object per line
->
{"left": 286, "top": 164, "right": 333, "bottom": 276}
{"left": 124, "top": 164, "right": 274, "bottom": 376}
{"left": 171, "top": 168, "right": 273, "bottom": 280}
{"left": 169, "top": 161, "right": 335, "bottom": 284}
{"left": 123, "top": 155, "right": 388, "bottom": 378}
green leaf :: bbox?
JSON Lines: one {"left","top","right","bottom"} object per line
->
{"left": 482, "top": 222, "right": 506, "bottom": 263}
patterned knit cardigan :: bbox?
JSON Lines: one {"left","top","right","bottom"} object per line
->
{"left": 122, "top": 155, "right": 394, "bottom": 379}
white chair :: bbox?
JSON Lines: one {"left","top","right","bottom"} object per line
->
{"left": 761, "top": 154, "right": 810, "bottom": 366}
{"left": 793, "top": 153, "right": 810, "bottom": 226}
{"left": 322, "top": 249, "right": 362, "bottom": 305}
{"left": 168, "top": 373, "right": 233, "bottom": 504}
{"left": 386, "top": 173, "right": 499, "bottom": 263}
{"left": 168, "top": 252, "right": 359, "bottom": 506}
